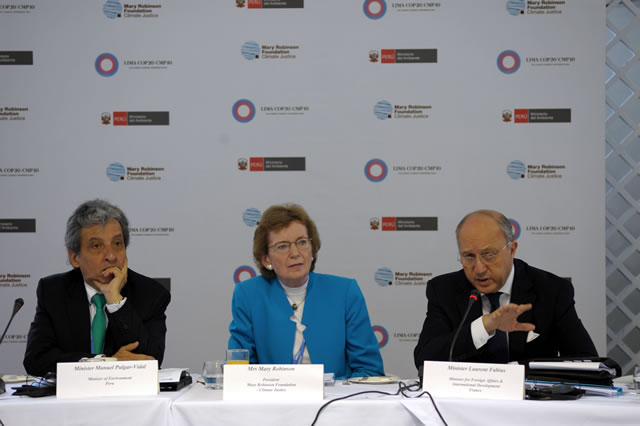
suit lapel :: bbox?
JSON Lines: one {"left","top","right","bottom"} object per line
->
{"left": 66, "top": 270, "right": 91, "bottom": 352}
{"left": 508, "top": 260, "right": 536, "bottom": 359}
{"left": 301, "top": 274, "right": 326, "bottom": 361}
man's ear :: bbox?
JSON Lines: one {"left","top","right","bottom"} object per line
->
{"left": 68, "top": 249, "right": 80, "bottom": 268}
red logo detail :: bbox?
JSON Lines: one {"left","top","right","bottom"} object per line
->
{"left": 381, "top": 217, "right": 397, "bottom": 231}
{"left": 381, "top": 49, "right": 396, "bottom": 64}
{"left": 113, "top": 111, "right": 128, "bottom": 126}
{"left": 248, "top": 0, "right": 262, "bottom": 8}
{"left": 514, "top": 109, "right": 529, "bottom": 123}
{"left": 250, "top": 157, "right": 264, "bottom": 171}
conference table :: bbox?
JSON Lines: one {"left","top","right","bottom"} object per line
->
{"left": 1, "top": 378, "right": 639, "bottom": 425}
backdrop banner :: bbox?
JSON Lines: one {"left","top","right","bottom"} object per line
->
{"left": 0, "top": 0, "right": 605, "bottom": 379}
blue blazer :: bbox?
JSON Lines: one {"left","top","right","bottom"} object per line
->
{"left": 228, "top": 272, "right": 384, "bottom": 379}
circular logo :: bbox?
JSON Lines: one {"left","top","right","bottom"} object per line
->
{"left": 506, "top": 0, "right": 525, "bottom": 16}
{"left": 374, "top": 100, "right": 393, "bottom": 120}
{"left": 234, "top": 265, "right": 256, "bottom": 284}
{"left": 241, "top": 41, "right": 260, "bottom": 60}
{"left": 103, "top": 0, "right": 122, "bottom": 19}
{"left": 95, "top": 53, "right": 119, "bottom": 77}
{"left": 372, "top": 325, "right": 389, "bottom": 348}
{"left": 497, "top": 50, "right": 520, "bottom": 74}
{"left": 509, "top": 218, "right": 521, "bottom": 241}
{"left": 242, "top": 208, "right": 261, "bottom": 227}
{"left": 106, "top": 162, "right": 125, "bottom": 181}
{"left": 364, "top": 159, "right": 388, "bottom": 182}
{"left": 506, "top": 160, "right": 526, "bottom": 180}
{"left": 374, "top": 267, "right": 393, "bottom": 287}
{"left": 232, "top": 99, "right": 256, "bottom": 123}
{"left": 363, "top": 0, "right": 387, "bottom": 20}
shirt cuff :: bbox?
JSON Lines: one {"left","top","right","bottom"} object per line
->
{"left": 471, "top": 316, "right": 494, "bottom": 349}
{"left": 106, "top": 296, "right": 127, "bottom": 313}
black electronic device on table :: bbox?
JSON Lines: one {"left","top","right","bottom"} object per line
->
{"left": 160, "top": 370, "right": 192, "bottom": 392}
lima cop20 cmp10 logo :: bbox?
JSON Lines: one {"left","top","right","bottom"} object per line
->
{"left": 232, "top": 99, "right": 256, "bottom": 123}
{"left": 509, "top": 218, "right": 521, "bottom": 240}
{"left": 234, "top": 265, "right": 256, "bottom": 284}
{"left": 364, "top": 159, "right": 388, "bottom": 182}
{"left": 497, "top": 50, "right": 520, "bottom": 74}
{"left": 363, "top": 0, "right": 386, "bottom": 20}
{"left": 372, "top": 325, "right": 389, "bottom": 348}
{"left": 95, "top": 53, "right": 119, "bottom": 77}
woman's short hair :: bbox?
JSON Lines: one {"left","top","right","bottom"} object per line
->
{"left": 253, "top": 204, "right": 321, "bottom": 280}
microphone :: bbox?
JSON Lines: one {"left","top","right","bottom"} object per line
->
{"left": 0, "top": 298, "right": 24, "bottom": 394}
{"left": 448, "top": 290, "right": 481, "bottom": 362}
{"left": 0, "top": 298, "right": 24, "bottom": 345}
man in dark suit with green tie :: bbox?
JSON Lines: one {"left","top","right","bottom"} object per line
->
{"left": 24, "top": 199, "right": 170, "bottom": 377}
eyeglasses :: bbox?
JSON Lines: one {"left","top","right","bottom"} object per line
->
{"left": 458, "top": 242, "right": 510, "bottom": 267}
{"left": 268, "top": 238, "right": 312, "bottom": 254}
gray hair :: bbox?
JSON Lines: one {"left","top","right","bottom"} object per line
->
{"left": 65, "top": 199, "right": 130, "bottom": 254}
{"left": 455, "top": 210, "right": 514, "bottom": 246}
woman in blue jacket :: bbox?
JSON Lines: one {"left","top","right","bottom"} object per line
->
{"left": 228, "top": 204, "right": 384, "bottom": 379}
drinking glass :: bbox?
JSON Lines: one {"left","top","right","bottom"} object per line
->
{"left": 202, "top": 360, "right": 224, "bottom": 389}
{"left": 226, "top": 349, "right": 250, "bottom": 365}
{"left": 633, "top": 365, "right": 640, "bottom": 391}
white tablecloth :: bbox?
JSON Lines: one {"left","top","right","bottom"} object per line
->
{"left": 1, "top": 379, "right": 639, "bottom": 426}
{"left": 0, "top": 385, "right": 183, "bottom": 426}
{"left": 171, "top": 380, "right": 640, "bottom": 426}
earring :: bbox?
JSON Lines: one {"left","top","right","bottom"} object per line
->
{"left": 266, "top": 264, "right": 273, "bottom": 271}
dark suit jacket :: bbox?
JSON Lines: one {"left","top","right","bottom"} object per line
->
{"left": 23, "top": 268, "right": 170, "bottom": 377}
{"left": 414, "top": 259, "right": 597, "bottom": 367}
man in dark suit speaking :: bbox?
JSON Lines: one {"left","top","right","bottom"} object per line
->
{"left": 24, "top": 199, "right": 170, "bottom": 377}
{"left": 414, "top": 209, "right": 597, "bottom": 367}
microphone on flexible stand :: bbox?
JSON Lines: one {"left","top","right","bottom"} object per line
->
{"left": 448, "top": 290, "right": 481, "bottom": 362}
{"left": 0, "top": 298, "right": 25, "bottom": 394}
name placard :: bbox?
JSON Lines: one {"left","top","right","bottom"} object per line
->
{"left": 223, "top": 364, "right": 324, "bottom": 401}
{"left": 423, "top": 361, "right": 524, "bottom": 400}
{"left": 57, "top": 360, "right": 158, "bottom": 398}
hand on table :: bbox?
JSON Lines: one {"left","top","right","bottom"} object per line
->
{"left": 112, "top": 341, "right": 155, "bottom": 361}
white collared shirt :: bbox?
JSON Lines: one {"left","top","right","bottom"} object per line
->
{"left": 279, "top": 279, "right": 311, "bottom": 364}
{"left": 84, "top": 283, "right": 127, "bottom": 327}
{"left": 470, "top": 263, "right": 515, "bottom": 349}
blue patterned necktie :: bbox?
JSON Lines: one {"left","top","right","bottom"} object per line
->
{"left": 486, "top": 292, "right": 509, "bottom": 363}
{"left": 91, "top": 293, "right": 107, "bottom": 354}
